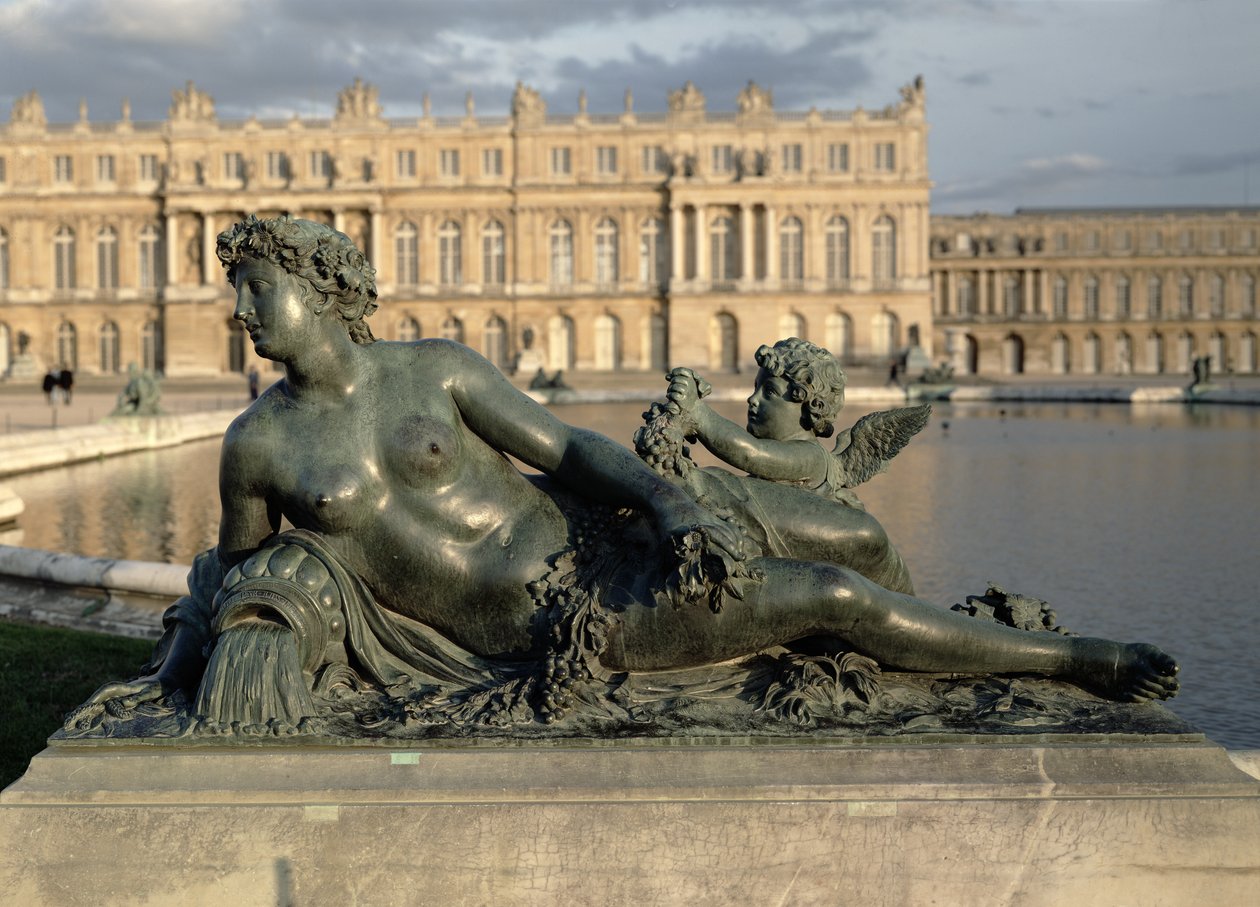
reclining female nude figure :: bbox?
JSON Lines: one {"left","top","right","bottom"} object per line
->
{"left": 72, "top": 217, "right": 1178, "bottom": 735}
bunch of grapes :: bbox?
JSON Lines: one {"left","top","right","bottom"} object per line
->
{"left": 634, "top": 400, "right": 695, "bottom": 479}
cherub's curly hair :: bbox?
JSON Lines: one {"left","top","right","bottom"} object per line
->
{"left": 216, "top": 215, "right": 378, "bottom": 344}
{"left": 754, "top": 337, "right": 846, "bottom": 437}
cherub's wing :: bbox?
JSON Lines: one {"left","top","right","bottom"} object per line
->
{"left": 831, "top": 404, "right": 931, "bottom": 487}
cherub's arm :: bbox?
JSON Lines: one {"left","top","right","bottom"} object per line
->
{"left": 667, "top": 369, "right": 828, "bottom": 485}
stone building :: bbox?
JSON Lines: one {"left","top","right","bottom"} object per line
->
{"left": 0, "top": 77, "right": 933, "bottom": 379}
{"left": 931, "top": 208, "right": 1260, "bottom": 376}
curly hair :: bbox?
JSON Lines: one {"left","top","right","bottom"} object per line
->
{"left": 754, "top": 337, "right": 846, "bottom": 437}
{"left": 216, "top": 215, "right": 379, "bottom": 344}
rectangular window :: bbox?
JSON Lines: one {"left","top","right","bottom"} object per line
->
{"left": 1116, "top": 230, "right": 1132, "bottom": 251}
{"left": 481, "top": 148, "right": 503, "bottom": 176}
{"left": 1242, "top": 229, "right": 1256, "bottom": 249}
{"left": 550, "top": 147, "right": 571, "bottom": 176}
{"left": 641, "top": 145, "right": 666, "bottom": 174}
{"left": 596, "top": 145, "right": 618, "bottom": 175}
{"left": 1178, "top": 229, "right": 1194, "bottom": 251}
{"left": 309, "top": 150, "right": 332, "bottom": 179}
{"left": 827, "top": 143, "right": 849, "bottom": 173}
{"left": 223, "top": 152, "right": 244, "bottom": 181}
{"left": 1209, "top": 229, "right": 1225, "bottom": 250}
{"left": 54, "top": 155, "right": 74, "bottom": 183}
{"left": 711, "top": 144, "right": 733, "bottom": 174}
{"left": 96, "top": 154, "right": 116, "bottom": 183}
{"left": 874, "top": 142, "right": 896, "bottom": 172}
{"left": 440, "top": 149, "right": 460, "bottom": 177}
{"left": 1055, "top": 232, "right": 1069, "bottom": 252}
{"left": 1145, "top": 230, "right": 1163, "bottom": 251}
{"left": 138, "top": 154, "right": 159, "bottom": 182}
{"left": 396, "top": 149, "right": 416, "bottom": 179}
{"left": 0, "top": 156, "right": 6, "bottom": 183}
{"left": 1084, "top": 230, "right": 1100, "bottom": 252}
{"left": 265, "top": 151, "right": 288, "bottom": 180}
{"left": 781, "top": 143, "right": 802, "bottom": 174}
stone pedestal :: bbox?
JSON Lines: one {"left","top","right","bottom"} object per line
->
{"left": 3, "top": 737, "right": 1259, "bottom": 906}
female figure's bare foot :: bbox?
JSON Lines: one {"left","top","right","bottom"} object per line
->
{"left": 1070, "top": 639, "right": 1180, "bottom": 702}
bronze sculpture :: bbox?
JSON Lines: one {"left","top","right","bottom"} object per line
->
{"left": 66, "top": 216, "right": 1179, "bottom": 741}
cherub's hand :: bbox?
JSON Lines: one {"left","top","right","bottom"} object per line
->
{"left": 654, "top": 494, "right": 747, "bottom": 562}
{"left": 64, "top": 675, "right": 172, "bottom": 731}
{"left": 665, "top": 367, "right": 711, "bottom": 415}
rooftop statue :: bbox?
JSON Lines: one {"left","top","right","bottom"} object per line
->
{"left": 736, "top": 80, "right": 773, "bottom": 116}
{"left": 335, "top": 77, "right": 382, "bottom": 122}
{"left": 10, "top": 90, "right": 47, "bottom": 127}
{"left": 511, "top": 82, "right": 546, "bottom": 124}
{"left": 668, "top": 81, "right": 706, "bottom": 114}
{"left": 169, "top": 81, "right": 215, "bottom": 123}
{"left": 65, "top": 217, "right": 1179, "bottom": 743}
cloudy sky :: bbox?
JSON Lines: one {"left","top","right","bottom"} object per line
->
{"left": 2, "top": 0, "right": 1256, "bottom": 213}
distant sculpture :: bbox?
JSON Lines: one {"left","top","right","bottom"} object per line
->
{"left": 1190, "top": 355, "right": 1212, "bottom": 388}
{"left": 10, "top": 90, "right": 47, "bottom": 127}
{"left": 465, "top": 90, "right": 475, "bottom": 118}
{"left": 77, "top": 98, "right": 88, "bottom": 123}
{"left": 899, "top": 74, "right": 926, "bottom": 110}
{"left": 335, "top": 78, "right": 382, "bottom": 121}
{"left": 65, "top": 217, "right": 1180, "bottom": 744}
{"left": 623, "top": 88, "right": 634, "bottom": 113}
{"left": 111, "top": 363, "right": 162, "bottom": 416}
{"left": 169, "top": 81, "right": 216, "bottom": 123}
{"left": 422, "top": 92, "right": 432, "bottom": 119}
{"left": 528, "top": 367, "right": 570, "bottom": 390}
{"left": 511, "top": 82, "right": 546, "bottom": 124}
{"left": 120, "top": 97, "right": 131, "bottom": 122}
{"left": 668, "top": 81, "right": 706, "bottom": 115}
{"left": 736, "top": 80, "right": 773, "bottom": 116}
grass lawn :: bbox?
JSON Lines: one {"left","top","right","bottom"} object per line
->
{"left": 0, "top": 620, "right": 153, "bottom": 790}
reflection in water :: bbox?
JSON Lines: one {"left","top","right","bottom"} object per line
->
{"left": 5, "top": 403, "right": 1259, "bottom": 749}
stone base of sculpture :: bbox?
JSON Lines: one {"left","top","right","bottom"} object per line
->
{"left": 3, "top": 734, "right": 1259, "bottom": 907}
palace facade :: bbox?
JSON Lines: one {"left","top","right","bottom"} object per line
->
{"left": 931, "top": 208, "right": 1260, "bottom": 376}
{"left": 0, "top": 78, "right": 932, "bottom": 378}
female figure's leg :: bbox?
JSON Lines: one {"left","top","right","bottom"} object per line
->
{"left": 601, "top": 558, "right": 1178, "bottom": 702}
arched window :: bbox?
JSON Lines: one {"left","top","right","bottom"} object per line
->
{"left": 1082, "top": 332, "right": 1101, "bottom": 374}
{"left": 56, "top": 321, "right": 78, "bottom": 370}
{"left": 141, "top": 320, "right": 162, "bottom": 372}
{"left": 1083, "top": 277, "right": 1099, "bottom": 319}
{"left": 1209, "top": 274, "right": 1225, "bottom": 317}
{"left": 871, "top": 215, "right": 896, "bottom": 286}
{"left": 481, "top": 220, "right": 505, "bottom": 286}
{"left": 1176, "top": 331, "right": 1194, "bottom": 373}
{"left": 639, "top": 217, "right": 668, "bottom": 287}
{"left": 1115, "top": 276, "right": 1131, "bottom": 320}
{"left": 1052, "top": 277, "right": 1068, "bottom": 318}
{"left": 548, "top": 313, "right": 575, "bottom": 369}
{"left": 484, "top": 315, "right": 509, "bottom": 370}
{"left": 1115, "top": 332, "right": 1133, "bottom": 374}
{"left": 825, "top": 216, "right": 850, "bottom": 286}
{"left": 1148, "top": 276, "right": 1163, "bottom": 319}
{"left": 438, "top": 220, "right": 462, "bottom": 286}
{"left": 1243, "top": 274, "right": 1257, "bottom": 318}
{"left": 138, "top": 225, "right": 162, "bottom": 290}
{"left": 1239, "top": 332, "right": 1257, "bottom": 373}
{"left": 871, "top": 310, "right": 899, "bottom": 358}
{"left": 1051, "top": 333, "right": 1070, "bottom": 375}
{"left": 440, "top": 316, "right": 464, "bottom": 343}
{"left": 710, "top": 216, "right": 738, "bottom": 282}
{"left": 825, "top": 312, "right": 853, "bottom": 362}
{"left": 1209, "top": 331, "right": 1226, "bottom": 372}
{"left": 0, "top": 322, "right": 10, "bottom": 377}
{"left": 1145, "top": 332, "right": 1164, "bottom": 374}
{"left": 549, "top": 220, "right": 573, "bottom": 286}
{"left": 397, "top": 316, "right": 420, "bottom": 342}
{"left": 97, "top": 226, "right": 119, "bottom": 290}
{"left": 1003, "top": 275, "right": 1021, "bottom": 318}
{"left": 778, "top": 312, "right": 805, "bottom": 341}
{"left": 54, "top": 226, "right": 76, "bottom": 291}
{"left": 1178, "top": 274, "right": 1194, "bottom": 317}
{"left": 641, "top": 311, "right": 667, "bottom": 372}
{"left": 98, "top": 321, "right": 120, "bottom": 374}
{"left": 0, "top": 228, "right": 9, "bottom": 290}
{"left": 1002, "top": 334, "right": 1024, "bottom": 375}
{"left": 710, "top": 312, "right": 739, "bottom": 371}
{"left": 779, "top": 216, "right": 803, "bottom": 286}
{"left": 594, "top": 217, "right": 619, "bottom": 287}
{"left": 594, "top": 313, "right": 621, "bottom": 371}
{"left": 395, "top": 221, "right": 418, "bottom": 286}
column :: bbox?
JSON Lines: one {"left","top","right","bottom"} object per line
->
{"left": 765, "top": 205, "right": 777, "bottom": 285}
{"left": 201, "top": 213, "right": 216, "bottom": 286}
{"left": 165, "top": 213, "right": 179, "bottom": 286}
{"left": 694, "top": 204, "right": 707, "bottom": 282}
{"left": 334, "top": 210, "right": 346, "bottom": 234}
{"left": 670, "top": 204, "right": 683, "bottom": 282}
{"left": 977, "top": 267, "right": 989, "bottom": 315}
{"left": 370, "top": 210, "right": 382, "bottom": 270}
{"left": 740, "top": 203, "right": 754, "bottom": 282}
{"left": 1024, "top": 268, "right": 1034, "bottom": 317}
{"left": 940, "top": 270, "right": 952, "bottom": 317}
{"left": 1038, "top": 270, "right": 1049, "bottom": 317}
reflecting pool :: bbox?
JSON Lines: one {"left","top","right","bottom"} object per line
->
{"left": 7, "top": 401, "right": 1259, "bottom": 748}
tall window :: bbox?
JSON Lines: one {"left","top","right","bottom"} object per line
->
{"left": 594, "top": 218, "right": 619, "bottom": 287}
{"left": 779, "top": 217, "right": 803, "bottom": 286}
{"left": 1083, "top": 230, "right": 1100, "bottom": 252}
{"left": 96, "top": 154, "right": 116, "bottom": 183}
{"left": 549, "top": 220, "right": 573, "bottom": 286}
{"left": 309, "top": 150, "right": 332, "bottom": 179}
{"left": 1209, "top": 274, "right": 1225, "bottom": 317}
{"left": 484, "top": 315, "right": 508, "bottom": 369}
{"left": 1179, "top": 229, "right": 1194, "bottom": 252}
{"left": 266, "top": 151, "right": 289, "bottom": 180}
{"left": 1147, "top": 276, "right": 1163, "bottom": 319}
{"left": 639, "top": 217, "right": 667, "bottom": 286}
{"left": 781, "top": 144, "right": 802, "bottom": 174}
{"left": 1242, "top": 275, "right": 1256, "bottom": 318}
{"left": 827, "top": 143, "right": 849, "bottom": 173}
{"left": 550, "top": 147, "right": 571, "bottom": 176}
{"left": 440, "top": 149, "right": 460, "bottom": 177}
{"left": 1053, "top": 277, "right": 1068, "bottom": 318}
{"left": 97, "top": 227, "right": 119, "bottom": 290}
{"left": 137, "top": 225, "right": 161, "bottom": 290}
{"left": 56, "top": 322, "right": 78, "bottom": 369}
{"left": 141, "top": 320, "right": 162, "bottom": 372}
{"left": 1179, "top": 274, "right": 1194, "bottom": 317}
{"left": 396, "top": 150, "right": 416, "bottom": 179}
{"left": 641, "top": 146, "right": 666, "bottom": 174}
{"left": 1145, "top": 230, "right": 1163, "bottom": 251}
{"left": 871, "top": 216, "right": 896, "bottom": 286}
{"left": 1116, "top": 230, "right": 1132, "bottom": 251}
{"left": 596, "top": 146, "right": 618, "bottom": 175}
{"left": 481, "top": 220, "right": 505, "bottom": 286}
{"left": 395, "top": 221, "right": 418, "bottom": 286}
{"left": 438, "top": 220, "right": 462, "bottom": 286}
{"left": 825, "top": 216, "right": 850, "bottom": 286}
{"left": 711, "top": 145, "right": 733, "bottom": 174}
{"left": 54, "top": 226, "right": 76, "bottom": 290}
{"left": 99, "top": 321, "right": 120, "bottom": 374}
{"left": 482, "top": 148, "right": 503, "bottom": 176}
{"left": 710, "top": 216, "right": 738, "bottom": 282}
{"left": 1083, "top": 277, "right": 1099, "bottom": 319}
{"left": 223, "top": 152, "right": 244, "bottom": 181}
{"left": 54, "top": 155, "right": 74, "bottom": 183}
{"left": 0, "top": 155, "right": 6, "bottom": 184}
{"left": 1003, "top": 275, "right": 1021, "bottom": 318}
{"left": 0, "top": 229, "right": 8, "bottom": 290}
{"left": 873, "top": 143, "right": 895, "bottom": 172}
{"left": 397, "top": 317, "right": 420, "bottom": 342}
{"left": 957, "top": 277, "right": 975, "bottom": 316}
{"left": 1115, "top": 276, "right": 1131, "bottom": 319}
{"left": 440, "top": 316, "right": 464, "bottom": 343}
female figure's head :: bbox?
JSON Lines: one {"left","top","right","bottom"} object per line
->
{"left": 217, "top": 215, "right": 378, "bottom": 344}
{"left": 753, "top": 337, "right": 847, "bottom": 438}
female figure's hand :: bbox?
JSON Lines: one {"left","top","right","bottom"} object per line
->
{"left": 64, "top": 674, "right": 175, "bottom": 731}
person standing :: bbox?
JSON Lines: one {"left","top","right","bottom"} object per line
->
{"left": 58, "top": 366, "right": 74, "bottom": 405}
{"left": 247, "top": 365, "right": 260, "bottom": 401}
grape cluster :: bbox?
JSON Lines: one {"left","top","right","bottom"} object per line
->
{"left": 634, "top": 401, "right": 694, "bottom": 478}
{"left": 538, "top": 651, "right": 591, "bottom": 723}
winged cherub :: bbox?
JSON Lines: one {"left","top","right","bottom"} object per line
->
{"left": 646, "top": 337, "right": 929, "bottom": 510}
